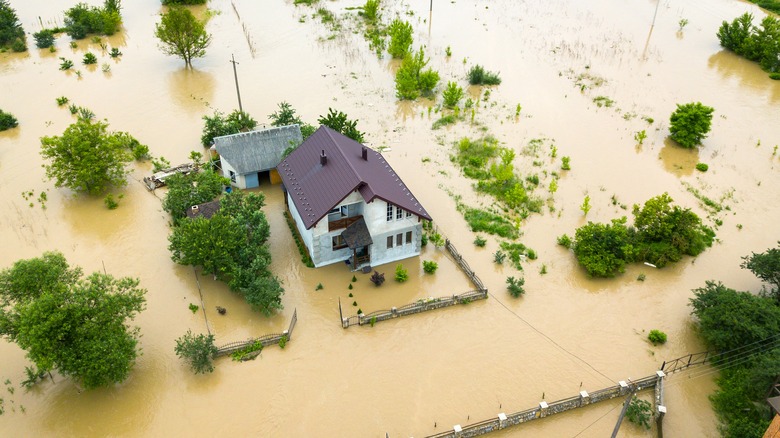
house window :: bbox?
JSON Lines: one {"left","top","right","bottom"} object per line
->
{"left": 387, "top": 203, "right": 393, "bottom": 222}
{"left": 332, "top": 235, "right": 347, "bottom": 250}
{"left": 229, "top": 170, "right": 236, "bottom": 183}
{"left": 406, "top": 210, "right": 412, "bottom": 218}
{"left": 406, "top": 231, "right": 412, "bottom": 244}
{"left": 396, "top": 233, "right": 403, "bottom": 246}
{"left": 396, "top": 207, "right": 403, "bottom": 220}
{"left": 387, "top": 236, "right": 393, "bottom": 248}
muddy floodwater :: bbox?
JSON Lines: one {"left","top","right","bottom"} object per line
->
{"left": 2, "top": 0, "right": 779, "bottom": 436}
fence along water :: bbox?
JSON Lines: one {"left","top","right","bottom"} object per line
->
{"left": 340, "top": 239, "right": 488, "bottom": 328}
{"left": 215, "top": 308, "right": 297, "bottom": 357}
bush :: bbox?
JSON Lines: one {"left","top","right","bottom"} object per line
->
{"left": 695, "top": 162, "right": 709, "bottom": 172}
{"left": 473, "top": 236, "right": 487, "bottom": 247}
{"left": 557, "top": 234, "right": 572, "bottom": 248}
{"left": 33, "top": 30, "right": 55, "bottom": 48}
{"left": 163, "top": 0, "right": 207, "bottom": 4}
{"left": 422, "top": 260, "right": 438, "bottom": 274}
{"left": 83, "top": 52, "right": 98, "bottom": 64}
{"left": 442, "top": 81, "right": 464, "bottom": 108}
{"left": 0, "top": 109, "right": 18, "bottom": 131}
{"left": 370, "top": 271, "right": 385, "bottom": 286}
{"left": 669, "top": 102, "right": 714, "bottom": 148}
{"left": 0, "top": 1, "right": 25, "bottom": 48}
{"left": 109, "top": 47, "right": 122, "bottom": 58}
{"left": 201, "top": 109, "right": 257, "bottom": 146}
{"left": 361, "top": 0, "right": 380, "bottom": 22}
{"left": 104, "top": 193, "right": 119, "bottom": 209}
{"left": 10, "top": 37, "right": 25, "bottom": 52}
{"left": 506, "top": 276, "right": 525, "bottom": 297}
{"left": 64, "top": 2, "right": 122, "bottom": 39}
{"left": 561, "top": 156, "right": 571, "bottom": 170}
{"left": 174, "top": 330, "right": 218, "bottom": 374}
{"left": 59, "top": 57, "right": 74, "bottom": 70}
{"left": 648, "top": 329, "right": 667, "bottom": 345}
{"left": 526, "top": 248, "right": 537, "bottom": 260}
{"left": 387, "top": 19, "right": 413, "bottom": 58}
{"left": 626, "top": 396, "right": 652, "bottom": 429}
{"left": 395, "top": 47, "right": 440, "bottom": 100}
{"left": 394, "top": 264, "right": 409, "bottom": 282}
{"left": 493, "top": 250, "right": 506, "bottom": 264}
{"left": 467, "top": 64, "right": 501, "bottom": 85}
{"left": 56, "top": 96, "right": 69, "bottom": 106}
{"left": 770, "top": 72, "right": 780, "bottom": 80}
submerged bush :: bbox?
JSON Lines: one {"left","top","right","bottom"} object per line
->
{"left": 467, "top": 64, "right": 501, "bottom": 85}
{"left": 33, "top": 30, "right": 55, "bottom": 48}
{"left": 648, "top": 329, "right": 667, "bottom": 345}
{"left": 0, "top": 109, "right": 19, "bottom": 131}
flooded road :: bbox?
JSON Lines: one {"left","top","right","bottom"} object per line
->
{"left": 1, "top": 0, "right": 779, "bottom": 436}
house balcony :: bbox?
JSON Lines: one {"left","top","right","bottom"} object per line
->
{"left": 328, "top": 215, "right": 363, "bottom": 232}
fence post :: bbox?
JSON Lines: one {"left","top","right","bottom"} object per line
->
{"left": 579, "top": 390, "right": 590, "bottom": 406}
{"left": 498, "top": 413, "right": 508, "bottom": 429}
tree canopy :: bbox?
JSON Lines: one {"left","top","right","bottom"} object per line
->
{"left": 0, "top": 0, "right": 24, "bottom": 48}
{"left": 155, "top": 6, "right": 211, "bottom": 67}
{"left": 40, "top": 119, "right": 145, "bottom": 195}
{"left": 200, "top": 109, "right": 257, "bottom": 146}
{"left": 741, "top": 241, "right": 780, "bottom": 303}
{"left": 718, "top": 13, "right": 780, "bottom": 76}
{"left": 318, "top": 108, "right": 365, "bottom": 143}
{"left": 269, "top": 101, "right": 316, "bottom": 139}
{"left": 668, "top": 102, "right": 715, "bottom": 148}
{"left": 162, "top": 169, "right": 228, "bottom": 221}
{"left": 174, "top": 330, "right": 217, "bottom": 374}
{"left": 573, "top": 218, "right": 635, "bottom": 277}
{"left": 64, "top": 1, "right": 122, "bottom": 40}
{"left": 0, "top": 252, "right": 146, "bottom": 389}
{"left": 168, "top": 191, "right": 284, "bottom": 315}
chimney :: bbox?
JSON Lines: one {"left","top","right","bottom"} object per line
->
{"left": 361, "top": 146, "right": 368, "bottom": 161}
{"left": 320, "top": 149, "right": 327, "bottom": 165}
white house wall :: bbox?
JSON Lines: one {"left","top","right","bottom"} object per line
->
{"left": 287, "top": 191, "right": 313, "bottom": 252}
{"left": 220, "top": 159, "right": 247, "bottom": 189}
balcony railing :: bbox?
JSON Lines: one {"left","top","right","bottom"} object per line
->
{"left": 328, "top": 215, "right": 363, "bottom": 232}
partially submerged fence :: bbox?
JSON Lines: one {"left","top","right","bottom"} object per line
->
{"left": 424, "top": 372, "right": 666, "bottom": 438}
{"left": 215, "top": 309, "right": 297, "bottom": 357}
{"left": 660, "top": 350, "right": 712, "bottom": 374}
{"left": 339, "top": 238, "right": 488, "bottom": 328}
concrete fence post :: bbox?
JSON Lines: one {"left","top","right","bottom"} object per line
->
{"left": 539, "top": 401, "right": 549, "bottom": 418}
{"left": 619, "top": 380, "right": 629, "bottom": 395}
{"left": 498, "top": 413, "right": 507, "bottom": 429}
{"left": 341, "top": 318, "right": 348, "bottom": 329}
{"left": 391, "top": 307, "right": 397, "bottom": 317}
{"left": 453, "top": 424, "right": 463, "bottom": 438}
{"left": 579, "top": 390, "right": 590, "bottom": 406}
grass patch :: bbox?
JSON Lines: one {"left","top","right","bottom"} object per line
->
{"left": 459, "top": 205, "right": 518, "bottom": 239}
{"left": 284, "top": 211, "right": 315, "bottom": 267}
{"left": 432, "top": 115, "right": 457, "bottom": 130}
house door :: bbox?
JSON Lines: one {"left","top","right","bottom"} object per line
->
{"left": 355, "top": 245, "right": 370, "bottom": 266}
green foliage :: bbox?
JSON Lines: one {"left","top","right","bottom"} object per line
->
{"left": 278, "top": 334, "right": 288, "bottom": 349}
{"left": 351, "top": 275, "right": 357, "bottom": 283}
{"left": 283, "top": 211, "right": 314, "bottom": 267}
{"left": 557, "top": 234, "right": 572, "bottom": 248}
{"left": 467, "top": 64, "right": 502, "bottom": 85}
{"left": 201, "top": 109, "right": 257, "bottom": 146}
{"left": 473, "top": 236, "right": 487, "bottom": 247}
{"left": 0, "top": 252, "right": 146, "bottom": 389}
{"left": 83, "top": 52, "right": 97, "bottom": 64}
{"left": 59, "top": 57, "right": 74, "bottom": 70}
{"left": 387, "top": 19, "right": 413, "bottom": 58}
{"left": 109, "top": 47, "right": 122, "bottom": 57}
{"left": 269, "top": 102, "right": 315, "bottom": 140}
{"left": 174, "top": 330, "right": 217, "bottom": 374}
{"left": 648, "top": 329, "right": 667, "bottom": 345}
{"left": 64, "top": 2, "right": 122, "bottom": 40}
{"left": 637, "top": 273, "right": 646, "bottom": 281}
{"left": 561, "top": 156, "right": 571, "bottom": 170}
{"left": 33, "top": 30, "right": 55, "bottom": 49}
{"left": 460, "top": 206, "right": 518, "bottom": 239}
{"left": 395, "top": 47, "right": 440, "bottom": 100}
{"left": 40, "top": 119, "right": 141, "bottom": 195}
{"left": 315, "top": 283, "right": 323, "bottom": 290}
{"left": 188, "top": 303, "right": 199, "bottom": 313}
{"left": 162, "top": 171, "right": 227, "bottom": 220}
{"left": 573, "top": 218, "right": 634, "bottom": 277}
{"left": 318, "top": 108, "right": 365, "bottom": 142}
{"left": 56, "top": 96, "right": 69, "bottom": 106}
{"left": 500, "top": 242, "right": 528, "bottom": 270}
{"left": 493, "top": 250, "right": 506, "bottom": 264}
{"left": 634, "top": 130, "right": 647, "bottom": 145}
{"left": 695, "top": 162, "right": 709, "bottom": 172}
{"left": 506, "top": 276, "right": 525, "bottom": 297}
{"left": 580, "top": 195, "right": 591, "bottom": 216}
{"left": 155, "top": 6, "right": 211, "bottom": 67}
{"left": 669, "top": 102, "right": 715, "bottom": 148}
{"left": 0, "top": 109, "right": 18, "bottom": 131}
{"left": 230, "top": 339, "right": 263, "bottom": 361}
{"left": 432, "top": 115, "right": 456, "bottom": 129}
{"left": 361, "top": 0, "right": 380, "bottom": 22}
{"left": 422, "top": 260, "right": 438, "bottom": 274}
{"left": 741, "top": 242, "right": 780, "bottom": 303}
{"left": 169, "top": 191, "right": 284, "bottom": 315}
{"left": 21, "top": 365, "right": 47, "bottom": 389}
{"left": 0, "top": 0, "right": 25, "bottom": 48}
{"left": 394, "top": 264, "right": 409, "bottom": 282}
{"left": 625, "top": 396, "right": 652, "bottom": 429}
{"left": 526, "top": 248, "right": 537, "bottom": 260}
{"left": 442, "top": 81, "right": 464, "bottom": 108}
{"left": 103, "top": 193, "right": 119, "bottom": 209}
{"left": 347, "top": 283, "right": 353, "bottom": 290}
{"left": 718, "top": 13, "right": 780, "bottom": 75}
{"left": 163, "top": 0, "right": 207, "bottom": 4}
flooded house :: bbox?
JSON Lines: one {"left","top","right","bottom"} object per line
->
{"left": 214, "top": 124, "right": 303, "bottom": 189}
{"left": 277, "top": 126, "right": 431, "bottom": 270}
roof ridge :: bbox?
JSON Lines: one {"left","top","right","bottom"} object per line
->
{"left": 323, "top": 126, "right": 363, "bottom": 184}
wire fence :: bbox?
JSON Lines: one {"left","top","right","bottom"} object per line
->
{"left": 215, "top": 309, "right": 297, "bottom": 357}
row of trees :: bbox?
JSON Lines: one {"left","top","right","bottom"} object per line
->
{"left": 717, "top": 13, "right": 780, "bottom": 78}
{"left": 0, "top": 0, "right": 25, "bottom": 52}
{"left": 690, "top": 242, "right": 780, "bottom": 438}
{"left": 561, "top": 193, "right": 715, "bottom": 277}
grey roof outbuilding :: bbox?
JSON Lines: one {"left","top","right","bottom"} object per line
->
{"left": 214, "top": 125, "right": 302, "bottom": 174}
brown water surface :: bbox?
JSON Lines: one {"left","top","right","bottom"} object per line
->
{"left": 2, "top": 0, "right": 779, "bottom": 436}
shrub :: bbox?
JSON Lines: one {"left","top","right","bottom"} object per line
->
{"left": 33, "top": 30, "right": 55, "bottom": 49}
{"left": 278, "top": 334, "right": 288, "bottom": 349}
{"left": 493, "top": 250, "right": 506, "bottom": 264}
{"left": 11, "top": 37, "right": 25, "bottom": 52}
{"left": 347, "top": 283, "right": 353, "bottom": 290}
{"left": 637, "top": 273, "right": 646, "bottom": 281}
{"left": 188, "top": 303, "right": 199, "bottom": 313}
{"left": 626, "top": 396, "right": 652, "bottom": 429}
{"left": 634, "top": 130, "right": 647, "bottom": 145}
{"left": 370, "top": 271, "right": 385, "bottom": 286}
{"left": 526, "top": 249, "right": 537, "bottom": 260}
{"left": 201, "top": 109, "right": 257, "bottom": 146}
{"left": 109, "top": 47, "right": 122, "bottom": 57}
{"left": 0, "top": 1, "right": 25, "bottom": 48}
{"left": 56, "top": 96, "right": 69, "bottom": 106}
{"left": 59, "top": 58, "right": 74, "bottom": 70}
{"left": 163, "top": 0, "right": 208, "bottom": 4}
{"left": 174, "top": 330, "right": 218, "bottom": 374}
{"left": 351, "top": 275, "right": 357, "bottom": 282}
{"left": 422, "top": 260, "right": 438, "bottom": 274}
{"left": 361, "top": 0, "right": 380, "bottom": 22}
{"left": 474, "top": 236, "right": 487, "bottom": 247}
{"left": 539, "top": 264, "right": 547, "bottom": 275}
{"left": 432, "top": 115, "right": 457, "bottom": 129}
{"left": 695, "top": 162, "right": 709, "bottom": 172}
{"left": 104, "top": 193, "right": 119, "bottom": 209}
{"left": 770, "top": 72, "right": 780, "bottom": 80}
{"left": 561, "top": 156, "right": 571, "bottom": 170}
{"left": 580, "top": 195, "right": 591, "bottom": 216}
{"left": 442, "top": 81, "right": 464, "bottom": 108}
{"left": 467, "top": 64, "right": 501, "bottom": 85}
{"left": 648, "top": 329, "right": 667, "bottom": 345}
{"left": 394, "top": 264, "right": 409, "bottom": 282}
{"left": 0, "top": 109, "right": 18, "bottom": 131}
{"left": 557, "top": 234, "right": 572, "bottom": 248}
{"left": 83, "top": 52, "right": 98, "bottom": 64}
{"left": 64, "top": 2, "right": 122, "bottom": 39}
{"left": 395, "top": 47, "right": 439, "bottom": 100}
{"left": 669, "top": 102, "right": 714, "bottom": 148}
{"left": 506, "top": 276, "right": 525, "bottom": 297}
{"left": 387, "top": 19, "right": 413, "bottom": 58}
{"left": 315, "top": 283, "right": 323, "bottom": 290}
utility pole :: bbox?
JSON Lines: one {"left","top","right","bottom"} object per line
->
{"left": 229, "top": 54, "right": 243, "bottom": 113}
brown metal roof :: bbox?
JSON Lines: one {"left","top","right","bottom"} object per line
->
{"left": 277, "top": 126, "right": 431, "bottom": 229}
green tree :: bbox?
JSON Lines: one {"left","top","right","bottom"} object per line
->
{"left": 741, "top": 242, "right": 780, "bottom": 303}
{"left": 395, "top": 47, "right": 440, "bottom": 100}
{"left": 155, "top": 6, "right": 211, "bottom": 67}
{"left": 0, "top": 252, "right": 146, "bottom": 389}
{"left": 668, "top": 102, "right": 714, "bottom": 148}
{"left": 0, "top": 0, "right": 25, "bottom": 49}
{"left": 268, "top": 101, "right": 315, "bottom": 139}
{"left": 442, "top": 81, "right": 464, "bottom": 108}
{"left": 200, "top": 109, "right": 257, "bottom": 146}
{"left": 717, "top": 13, "right": 755, "bottom": 56}
{"left": 64, "top": 1, "right": 122, "bottom": 39}
{"left": 169, "top": 214, "right": 244, "bottom": 279}
{"left": 318, "top": 108, "right": 365, "bottom": 142}
{"left": 572, "top": 217, "right": 635, "bottom": 277}
{"left": 0, "top": 109, "right": 18, "bottom": 131}
{"left": 33, "top": 29, "right": 55, "bottom": 49}
{"left": 625, "top": 396, "right": 652, "bottom": 429}
{"left": 40, "top": 119, "right": 141, "bottom": 195}
{"left": 174, "top": 330, "right": 217, "bottom": 374}
{"left": 752, "top": 16, "right": 780, "bottom": 73}
{"left": 387, "top": 19, "right": 413, "bottom": 58}
{"left": 162, "top": 170, "right": 228, "bottom": 221}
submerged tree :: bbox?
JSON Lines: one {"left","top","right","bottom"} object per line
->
{"left": 174, "top": 330, "right": 218, "bottom": 374}
{"left": 318, "top": 108, "right": 365, "bottom": 143}
{"left": 668, "top": 102, "right": 714, "bottom": 148}
{"left": 200, "top": 109, "right": 257, "bottom": 146}
{"left": 0, "top": 252, "right": 146, "bottom": 389}
{"left": 269, "top": 101, "right": 316, "bottom": 139}
{"left": 741, "top": 241, "right": 780, "bottom": 303}
{"left": 0, "top": 0, "right": 25, "bottom": 50}
{"left": 155, "top": 6, "right": 211, "bottom": 67}
{"left": 163, "top": 169, "right": 229, "bottom": 221}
